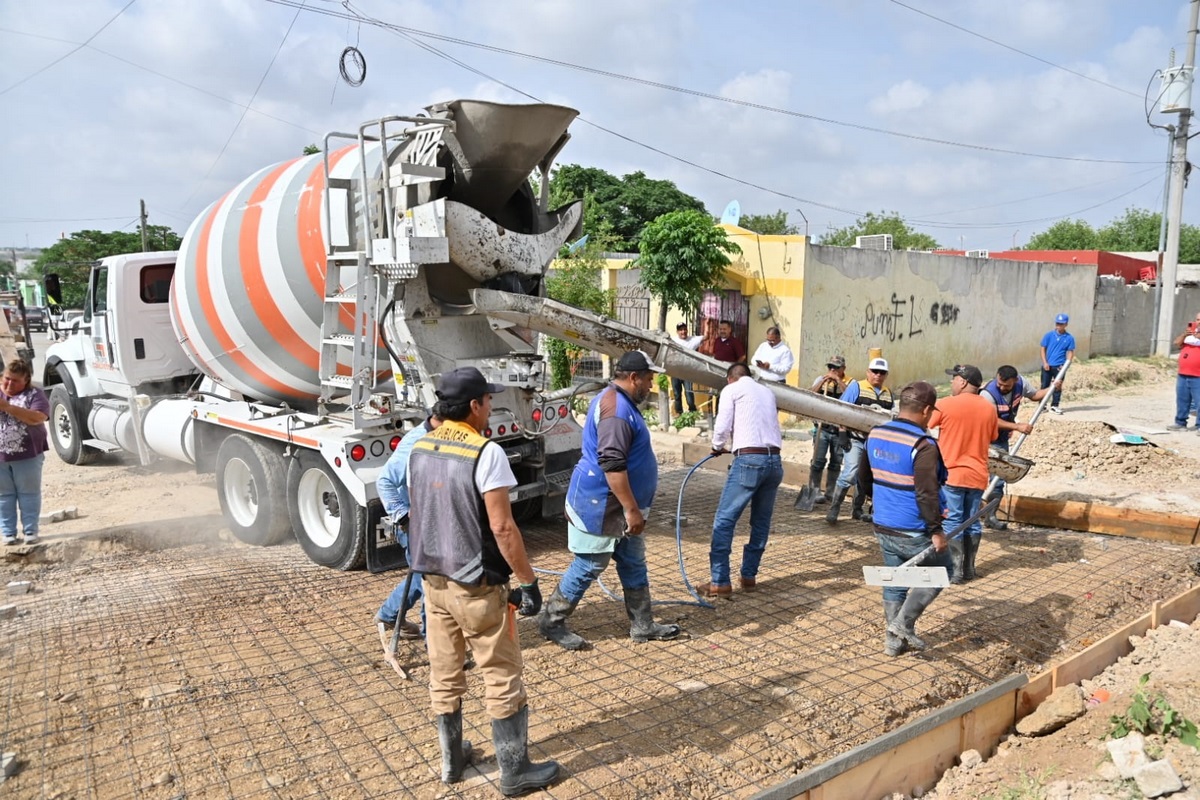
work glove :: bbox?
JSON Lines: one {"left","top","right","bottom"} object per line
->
{"left": 837, "top": 430, "right": 851, "bottom": 452}
{"left": 509, "top": 579, "right": 542, "bottom": 617}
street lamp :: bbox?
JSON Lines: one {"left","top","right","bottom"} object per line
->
{"left": 793, "top": 208, "right": 810, "bottom": 238}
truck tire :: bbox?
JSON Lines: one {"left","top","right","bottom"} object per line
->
{"left": 48, "top": 385, "right": 98, "bottom": 466}
{"left": 287, "top": 451, "right": 365, "bottom": 570}
{"left": 215, "top": 435, "right": 292, "bottom": 547}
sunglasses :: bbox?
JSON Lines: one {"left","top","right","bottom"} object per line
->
{"left": 869, "top": 369, "right": 888, "bottom": 375}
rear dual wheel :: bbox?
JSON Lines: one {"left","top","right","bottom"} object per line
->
{"left": 287, "top": 452, "right": 365, "bottom": 571}
{"left": 215, "top": 435, "right": 291, "bottom": 546}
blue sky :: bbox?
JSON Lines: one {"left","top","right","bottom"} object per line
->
{"left": 0, "top": 0, "right": 1194, "bottom": 251}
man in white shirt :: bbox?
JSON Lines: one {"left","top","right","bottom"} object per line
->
{"left": 698, "top": 362, "right": 784, "bottom": 597}
{"left": 670, "top": 322, "right": 703, "bottom": 415}
{"left": 751, "top": 327, "right": 794, "bottom": 384}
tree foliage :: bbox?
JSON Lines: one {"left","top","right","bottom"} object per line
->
{"left": 817, "top": 211, "right": 940, "bottom": 250}
{"left": 302, "top": 144, "right": 321, "bottom": 155}
{"left": 545, "top": 230, "right": 616, "bottom": 390}
{"left": 33, "top": 227, "right": 182, "bottom": 307}
{"left": 737, "top": 210, "right": 798, "bottom": 236}
{"left": 1025, "top": 208, "right": 1200, "bottom": 263}
{"left": 549, "top": 164, "right": 707, "bottom": 251}
{"left": 635, "top": 209, "right": 741, "bottom": 331}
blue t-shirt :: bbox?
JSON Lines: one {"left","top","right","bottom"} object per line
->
{"left": 1040, "top": 330, "right": 1076, "bottom": 367}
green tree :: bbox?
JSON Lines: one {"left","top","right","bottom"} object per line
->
{"left": 549, "top": 165, "right": 707, "bottom": 251}
{"left": 817, "top": 211, "right": 940, "bottom": 250}
{"left": 1024, "top": 218, "right": 1099, "bottom": 250}
{"left": 635, "top": 209, "right": 741, "bottom": 332}
{"left": 34, "top": 227, "right": 182, "bottom": 307}
{"left": 738, "top": 210, "right": 798, "bottom": 236}
{"left": 545, "top": 229, "right": 616, "bottom": 390}
{"left": 302, "top": 144, "right": 321, "bottom": 155}
{"left": 1095, "top": 207, "right": 1200, "bottom": 263}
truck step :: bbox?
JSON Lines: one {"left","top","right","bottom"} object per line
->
{"left": 321, "top": 376, "right": 355, "bottom": 389}
{"left": 322, "top": 334, "right": 354, "bottom": 346}
{"left": 81, "top": 438, "right": 123, "bottom": 453}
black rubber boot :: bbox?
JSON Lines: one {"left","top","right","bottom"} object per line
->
{"left": 984, "top": 512, "right": 1008, "bottom": 531}
{"left": 538, "top": 587, "right": 589, "bottom": 651}
{"left": 808, "top": 466, "right": 828, "bottom": 505}
{"left": 491, "top": 705, "right": 561, "bottom": 797}
{"left": 948, "top": 538, "right": 966, "bottom": 585}
{"left": 851, "top": 491, "right": 872, "bottom": 522}
{"left": 624, "top": 586, "right": 681, "bottom": 643}
{"left": 962, "top": 533, "right": 981, "bottom": 581}
{"left": 825, "top": 486, "right": 849, "bottom": 524}
{"left": 887, "top": 588, "right": 942, "bottom": 651}
{"left": 824, "top": 467, "right": 839, "bottom": 503}
{"left": 435, "top": 704, "right": 473, "bottom": 783}
{"left": 883, "top": 599, "right": 907, "bottom": 657}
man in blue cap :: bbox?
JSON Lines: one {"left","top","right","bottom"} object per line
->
{"left": 1039, "top": 313, "right": 1075, "bottom": 414}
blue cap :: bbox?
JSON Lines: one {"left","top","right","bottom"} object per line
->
{"left": 1055, "top": 313, "right": 1069, "bottom": 324}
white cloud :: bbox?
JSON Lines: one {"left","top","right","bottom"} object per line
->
{"left": 870, "top": 80, "right": 933, "bottom": 115}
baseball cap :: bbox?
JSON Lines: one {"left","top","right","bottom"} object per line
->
{"left": 867, "top": 357, "right": 889, "bottom": 372}
{"left": 676, "top": 322, "right": 688, "bottom": 331}
{"left": 1055, "top": 313, "right": 1069, "bottom": 324}
{"left": 827, "top": 355, "right": 846, "bottom": 369}
{"left": 945, "top": 364, "right": 983, "bottom": 387}
{"left": 435, "top": 367, "right": 506, "bottom": 403}
{"left": 616, "top": 349, "right": 665, "bottom": 373}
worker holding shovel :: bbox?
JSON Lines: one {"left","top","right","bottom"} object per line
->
{"left": 859, "top": 382, "right": 949, "bottom": 657}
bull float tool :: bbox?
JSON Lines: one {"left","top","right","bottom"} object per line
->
{"left": 862, "top": 497, "right": 1001, "bottom": 589}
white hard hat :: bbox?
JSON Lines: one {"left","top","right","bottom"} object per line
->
{"left": 868, "top": 357, "right": 889, "bottom": 372}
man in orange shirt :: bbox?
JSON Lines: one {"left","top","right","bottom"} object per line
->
{"left": 929, "top": 365, "right": 999, "bottom": 584}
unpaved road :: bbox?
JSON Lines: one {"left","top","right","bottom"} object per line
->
{"left": 2, "top": 357, "right": 1198, "bottom": 799}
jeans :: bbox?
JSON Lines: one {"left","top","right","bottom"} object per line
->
{"left": 559, "top": 533, "right": 649, "bottom": 603}
{"left": 671, "top": 377, "right": 696, "bottom": 415}
{"left": 709, "top": 453, "right": 784, "bottom": 586}
{"left": 876, "top": 531, "right": 949, "bottom": 603}
{"left": 834, "top": 439, "right": 865, "bottom": 491}
{"left": 810, "top": 426, "right": 843, "bottom": 480}
{"left": 943, "top": 485, "right": 984, "bottom": 581}
{"left": 0, "top": 453, "right": 44, "bottom": 538}
{"left": 378, "top": 572, "right": 425, "bottom": 632}
{"left": 1041, "top": 367, "right": 1065, "bottom": 407}
{"left": 1175, "top": 374, "right": 1200, "bottom": 428}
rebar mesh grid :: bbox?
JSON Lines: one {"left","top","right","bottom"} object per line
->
{"left": 2, "top": 466, "right": 1195, "bottom": 799}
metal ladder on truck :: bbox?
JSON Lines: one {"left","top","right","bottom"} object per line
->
{"left": 316, "top": 116, "right": 453, "bottom": 429}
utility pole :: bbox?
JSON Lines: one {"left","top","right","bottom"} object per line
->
{"left": 1155, "top": 0, "right": 1199, "bottom": 357}
{"left": 140, "top": 199, "right": 149, "bottom": 252}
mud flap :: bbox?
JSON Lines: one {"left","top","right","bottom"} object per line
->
{"left": 366, "top": 512, "right": 409, "bottom": 574}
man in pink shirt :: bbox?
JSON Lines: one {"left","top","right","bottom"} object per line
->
{"left": 699, "top": 363, "right": 784, "bottom": 597}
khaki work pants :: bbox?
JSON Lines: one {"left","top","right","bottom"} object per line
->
{"left": 423, "top": 575, "right": 526, "bottom": 719}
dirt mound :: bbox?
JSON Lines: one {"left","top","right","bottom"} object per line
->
{"left": 1020, "top": 419, "right": 1198, "bottom": 483}
{"left": 1065, "top": 356, "right": 1176, "bottom": 394}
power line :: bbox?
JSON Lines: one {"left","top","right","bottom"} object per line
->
{"left": 180, "top": 4, "right": 304, "bottom": 209}
{"left": 0, "top": 0, "right": 136, "bottom": 96}
{"left": 0, "top": 27, "right": 321, "bottom": 135}
{"left": 887, "top": 0, "right": 1142, "bottom": 100}
{"left": 0, "top": 215, "right": 135, "bottom": 224}
{"left": 264, "top": 0, "right": 1156, "bottom": 166}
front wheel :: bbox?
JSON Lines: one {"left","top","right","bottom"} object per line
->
{"left": 287, "top": 452, "right": 365, "bottom": 570}
{"left": 48, "top": 385, "right": 97, "bottom": 466}
{"left": 215, "top": 435, "right": 292, "bottom": 546}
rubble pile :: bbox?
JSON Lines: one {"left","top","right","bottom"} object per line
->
{"left": 1020, "top": 420, "right": 1196, "bottom": 482}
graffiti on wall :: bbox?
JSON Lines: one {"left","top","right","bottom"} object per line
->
{"left": 854, "top": 294, "right": 961, "bottom": 341}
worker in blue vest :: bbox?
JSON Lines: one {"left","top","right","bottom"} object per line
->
{"left": 980, "top": 366, "right": 1056, "bottom": 530}
{"left": 860, "top": 381, "right": 949, "bottom": 656}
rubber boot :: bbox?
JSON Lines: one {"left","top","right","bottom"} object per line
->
{"left": 808, "top": 466, "right": 828, "bottom": 505}
{"left": 962, "top": 533, "right": 981, "bottom": 581}
{"left": 491, "top": 705, "right": 560, "bottom": 797}
{"left": 851, "top": 491, "right": 871, "bottom": 522}
{"left": 947, "top": 538, "right": 966, "bottom": 585}
{"left": 823, "top": 467, "right": 839, "bottom": 503}
{"left": 538, "top": 587, "right": 589, "bottom": 651}
{"left": 886, "top": 588, "right": 942, "bottom": 651}
{"left": 883, "top": 599, "right": 907, "bottom": 657}
{"left": 984, "top": 512, "right": 1008, "bottom": 531}
{"left": 624, "top": 586, "right": 681, "bottom": 643}
{"left": 435, "top": 704, "right": 473, "bottom": 783}
{"left": 825, "top": 485, "right": 849, "bottom": 525}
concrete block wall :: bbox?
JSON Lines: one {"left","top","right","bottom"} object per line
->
{"left": 1089, "top": 279, "right": 1200, "bottom": 357}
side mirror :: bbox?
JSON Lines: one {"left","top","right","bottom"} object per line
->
{"left": 44, "top": 273, "right": 63, "bottom": 314}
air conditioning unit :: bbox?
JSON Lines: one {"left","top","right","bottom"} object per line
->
{"left": 965, "top": 249, "right": 990, "bottom": 258}
{"left": 854, "top": 234, "right": 893, "bottom": 250}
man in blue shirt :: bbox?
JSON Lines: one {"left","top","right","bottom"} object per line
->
{"left": 1039, "top": 313, "right": 1076, "bottom": 414}
{"left": 375, "top": 415, "right": 441, "bottom": 665}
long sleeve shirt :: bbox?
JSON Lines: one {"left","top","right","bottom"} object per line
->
{"left": 376, "top": 418, "right": 435, "bottom": 520}
{"left": 711, "top": 376, "right": 782, "bottom": 452}
{"left": 860, "top": 436, "right": 944, "bottom": 534}
{"left": 750, "top": 340, "right": 794, "bottom": 382}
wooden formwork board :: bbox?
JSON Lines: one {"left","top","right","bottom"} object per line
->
{"left": 1001, "top": 495, "right": 1200, "bottom": 544}
{"left": 758, "top": 582, "right": 1200, "bottom": 800}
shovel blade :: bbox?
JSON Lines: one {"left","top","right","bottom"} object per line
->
{"left": 862, "top": 565, "right": 950, "bottom": 588}
{"left": 794, "top": 485, "right": 819, "bottom": 512}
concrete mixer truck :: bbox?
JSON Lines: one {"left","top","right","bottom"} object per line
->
{"left": 40, "top": 99, "right": 589, "bottom": 571}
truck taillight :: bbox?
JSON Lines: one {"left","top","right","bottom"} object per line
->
{"left": 512, "top": 422, "right": 519, "bottom": 432}
{"left": 484, "top": 427, "right": 492, "bottom": 437}
{"left": 558, "top": 404, "right": 568, "bottom": 418}
{"left": 498, "top": 425, "right": 507, "bottom": 436}
{"left": 389, "top": 436, "right": 402, "bottom": 451}
{"left": 350, "top": 444, "right": 366, "bottom": 461}
{"left": 532, "top": 408, "right": 542, "bottom": 423}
